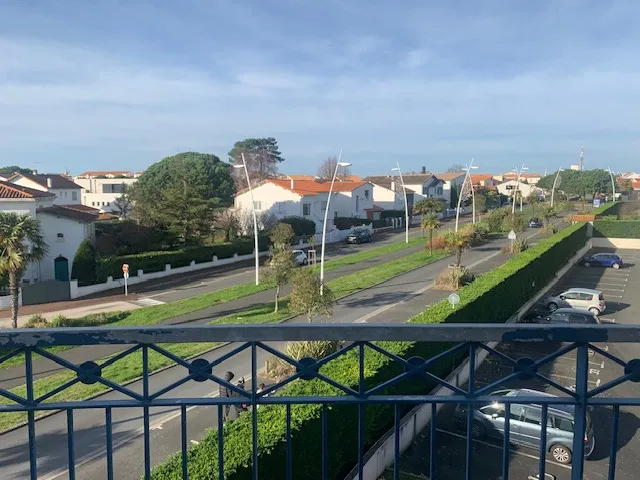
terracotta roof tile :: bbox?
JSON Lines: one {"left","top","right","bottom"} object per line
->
{"left": 236, "top": 178, "right": 371, "bottom": 196}
{"left": 0, "top": 180, "right": 55, "bottom": 199}
{"left": 37, "top": 205, "right": 98, "bottom": 223}
{"left": 11, "top": 173, "right": 82, "bottom": 190}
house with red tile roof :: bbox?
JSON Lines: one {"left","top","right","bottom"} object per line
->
{"left": 234, "top": 177, "right": 374, "bottom": 232}
{"left": 9, "top": 172, "right": 83, "bottom": 206}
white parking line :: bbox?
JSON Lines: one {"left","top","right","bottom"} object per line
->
{"left": 497, "top": 347, "right": 604, "bottom": 367}
{"left": 482, "top": 362, "right": 600, "bottom": 386}
{"left": 435, "top": 428, "right": 572, "bottom": 470}
{"left": 571, "top": 281, "right": 627, "bottom": 287}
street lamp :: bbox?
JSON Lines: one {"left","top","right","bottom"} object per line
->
{"left": 455, "top": 159, "right": 478, "bottom": 231}
{"left": 391, "top": 163, "right": 409, "bottom": 243}
{"left": 550, "top": 167, "right": 564, "bottom": 208}
{"left": 606, "top": 167, "right": 616, "bottom": 202}
{"left": 511, "top": 164, "right": 528, "bottom": 215}
{"left": 233, "top": 153, "right": 260, "bottom": 286}
{"left": 320, "top": 151, "right": 351, "bottom": 295}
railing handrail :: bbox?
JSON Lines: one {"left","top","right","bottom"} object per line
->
{"left": 0, "top": 323, "right": 636, "bottom": 346}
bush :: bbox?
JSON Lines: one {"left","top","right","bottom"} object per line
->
{"left": 95, "top": 220, "right": 178, "bottom": 256}
{"left": 333, "top": 217, "right": 371, "bottom": 230}
{"left": 372, "top": 219, "right": 388, "bottom": 229}
{"left": 434, "top": 265, "right": 475, "bottom": 290}
{"left": 458, "top": 223, "right": 489, "bottom": 246}
{"left": 593, "top": 220, "right": 640, "bottom": 238}
{"left": 542, "top": 223, "right": 557, "bottom": 235}
{"left": 151, "top": 222, "right": 589, "bottom": 480}
{"left": 71, "top": 239, "right": 98, "bottom": 286}
{"left": 501, "top": 213, "right": 527, "bottom": 233}
{"left": 483, "top": 207, "right": 511, "bottom": 233}
{"left": 96, "top": 237, "right": 270, "bottom": 282}
{"left": 24, "top": 315, "right": 49, "bottom": 328}
{"left": 380, "top": 210, "right": 405, "bottom": 219}
{"left": 279, "top": 217, "right": 316, "bottom": 236}
{"left": 500, "top": 238, "right": 528, "bottom": 254}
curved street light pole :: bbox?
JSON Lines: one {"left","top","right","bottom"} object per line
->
{"left": 511, "top": 164, "right": 528, "bottom": 215}
{"left": 320, "top": 151, "right": 351, "bottom": 295}
{"left": 391, "top": 163, "right": 409, "bottom": 243}
{"left": 606, "top": 167, "right": 616, "bottom": 203}
{"left": 455, "top": 159, "right": 477, "bottom": 231}
{"left": 550, "top": 167, "right": 564, "bottom": 208}
{"left": 233, "top": 153, "right": 259, "bottom": 285}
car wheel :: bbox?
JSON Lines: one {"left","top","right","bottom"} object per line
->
{"left": 548, "top": 302, "right": 559, "bottom": 312}
{"left": 612, "top": 263, "right": 620, "bottom": 269}
{"left": 589, "top": 307, "right": 601, "bottom": 316}
{"left": 471, "top": 421, "right": 486, "bottom": 439}
{"left": 584, "top": 261, "right": 591, "bottom": 268}
{"left": 550, "top": 444, "right": 572, "bottom": 464}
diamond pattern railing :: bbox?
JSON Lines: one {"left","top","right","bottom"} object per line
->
{"left": 1, "top": 324, "right": 640, "bottom": 480}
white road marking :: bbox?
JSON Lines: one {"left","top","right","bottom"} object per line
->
{"left": 605, "top": 295, "right": 624, "bottom": 299}
{"left": 435, "top": 428, "right": 572, "bottom": 470}
{"left": 132, "top": 298, "right": 166, "bottom": 307}
{"left": 190, "top": 440, "right": 200, "bottom": 445}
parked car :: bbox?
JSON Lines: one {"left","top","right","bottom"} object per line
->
{"left": 454, "top": 388, "right": 595, "bottom": 464}
{"left": 291, "top": 249, "right": 308, "bottom": 266}
{"left": 345, "top": 229, "right": 372, "bottom": 244}
{"left": 545, "top": 288, "right": 606, "bottom": 315}
{"left": 535, "top": 307, "right": 601, "bottom": 324}
{"left": 580, "top": 253, "right": 623, "bottom": 269}
{"left": 528, "top": 217, "right": 541, "bottom": 228}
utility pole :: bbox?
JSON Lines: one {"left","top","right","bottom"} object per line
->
{"left": 580, "top": 146, "right": 584, "bottom": 171}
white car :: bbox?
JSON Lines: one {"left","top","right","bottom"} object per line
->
{"left": 545, "top": 288, "right": 606, "bottom": 315}
{"left": 292, "top": 249, "right": 308, "bottom": 266}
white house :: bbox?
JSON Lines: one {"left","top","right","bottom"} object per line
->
{"left": 234, "top": 178, "right": 374, "bottom": 232}
{"left": 74, "top": 171, "right": 139, "bottom": 213}
{"left": 9, "top": 173, "right": 83, "bottom": 206}
{"left": 0, "top": 181, "right": 98, "bottom": 283}
{"left": 431, "top": 172, "right": 467, "bottom": 207}
{"left": 496, "top": 180, "right": 541, "bottom": 199}
{"left": 366, "top": 181, "right": 410, "bottom": 212}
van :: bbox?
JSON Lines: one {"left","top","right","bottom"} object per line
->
{"left": 454, "top": 388, "right": 595, "bottom": 464}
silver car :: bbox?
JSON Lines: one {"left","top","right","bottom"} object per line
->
{"left": 545, "top": 288, "right": 606, "bottom": 315}
{"left": 454, "top": 388, "right": 595, "bottom": 464}
{"left": 539, "top": 307, "right": 601, "bottom": 324}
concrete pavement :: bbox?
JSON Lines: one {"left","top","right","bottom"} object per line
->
{"left": 0, "top": 218, "right": 567, "bottom": 480}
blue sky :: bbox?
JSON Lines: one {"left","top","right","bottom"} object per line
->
{"left": 1, "top": 0, "right": 639, "bottom": 176}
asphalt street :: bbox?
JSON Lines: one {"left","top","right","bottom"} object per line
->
{"left": 398, "top": 247, "right": 640, "bottom": 480}
{"left": 0, "top": 219, "right": 566, "bottom": 480}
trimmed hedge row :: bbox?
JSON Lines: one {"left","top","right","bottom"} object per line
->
{"left": 150, "top": 222, "right": 588, "bottom": 480}
{"left": 279, "top": 217, "right": 317, "bottom": 236}
{"left": 593, "top": 201, "right": 621, "bottom": 217}
{"left": 593, "top": 220, "right": 640, "bottom": 238}
{"left": 333, "top": 217, "right": 372, "bottom": 230}
{"left": 97, "top": 236, "right": 270, "bottom": 282}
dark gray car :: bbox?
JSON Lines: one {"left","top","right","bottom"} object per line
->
{"left": 454, "top": 388, "right": 595, "bottom": 464}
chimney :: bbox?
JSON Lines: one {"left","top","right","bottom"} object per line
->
{"left": 290, "top": 178, "right": 294, "bottom": 190}
{"left": 391, "top": 180, "right": 396, "bottom": 191}
{"left": 46, "top": 177, "right": 53, "bottom": 188}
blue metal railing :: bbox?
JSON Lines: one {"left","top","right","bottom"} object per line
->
{"left": 1, "top": 324, "right": 639, "bottom": 480}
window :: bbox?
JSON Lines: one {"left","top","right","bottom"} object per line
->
{"left": 523, "top": 407, "right": 553, "bottom": 427}
{"left": 509, "top": 404, "right": 525, "bottom": 421}
{"left": 303, "top": 203, "right": 311, "bottom": 216}
{"left": 321, "top": 201, "right": 328, "bottom": 210}
{"left": 56, "top": 233, "right": 64, "bottom": 238}
{"left": 64, "top": 191, "right": 68, "bottom": 197}
{"left": 562, "top": 292, "right": 579, "bottom": 300}
{"left": 107, "top": 202, "right": 110, "bottom": 206}
{"left": 437, "top": 187, "right": 443, "bottom": 195}
{"left": 253, "top": 201, "right": 262, "bottom": 211}
{"left": 356, "top": 195, "right": 360, "bottom": 211}
{"left": 72, "top": 191, "right": 78, "bottom": 201}
{"left": 577, "top": 293, "right": 593, "bottom": 301}
{"left": 551, "top": 415, "right": 574, "bottom": 432}
{"left": 364, "top": 189, "right": 370, "bottom": 199}
{"left": 480, "top": 404, "right": 504, "bottom": 416}
{"left": 549, "top": 312, "right": 569, "bottom": 323}
{"left": 422, "top": 185, "right": 429, "bottom": 195}
{"left": 91, "top": 202, "right": 95, "bottom": 206}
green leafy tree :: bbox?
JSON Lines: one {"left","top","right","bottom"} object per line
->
{"left": 443, "top": 230, "right": 471, "bottom": 267}
{"left": 0, "top": 166, "right": 33, "bottom": 176}
{"left": 71, "top": 239, "right": 98, "bottom": 286}
{"left": 541, "top": 206, "right": 557, "bottom": 226}
{"left": 265, "top": 223, "right": 295, "bottom": 313}
{"left": 413, "top": 198, "right": 444, "bottom": 236}
{"left": 113, "top": 183, "right": 133, "bottom": 218}
{"left": 228, "top": 137, "right": 285, "bottom": 185}
{"left": 537, "top": 169, "right": 613, "bottom": 202}
{"left": 289, "top": 268, "right": 335, "bottom": 323}
{"left": 422, "top": 214, "right": 440, "bottom": 255}
{"left": 528, "top": 191, "right": 540, "bottom": 214}
{"left": 0, "top": 213, "right": 47, "bottom": 327}
{"left": 132, "top": 152, "right": 234, "bottom": 244}
{"left": 474, "top": 190, "right": 488, "bottom": 214}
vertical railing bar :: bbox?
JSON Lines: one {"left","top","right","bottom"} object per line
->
{"left": 539, "top": 404, "right": 548, "bottom": 480}
{"left": 251, "top": 342, "right": 259, "bottom": 480}
{"left": 181, "top": 405, "right": 188, "bottom": 480}
{"left": 502, "top": 403, "right": 511, "bottom": 480}
{"left": 571, "top": 343, "right": 588, "bottom": 480}
{"left": 430, "top": 402, "right": 437, "bottom": 480}
{"left": 142, "top": 345, "right": 151, "bottom": 480}
{"left": 394, "top": 404, "right": 400, "bottom": 480}
{"left": 359, "top": 342, "right": 365, "bottom": 397}
{"left": 465, "top": 342, "right": 477, "bottom": 480}
{"left": 322, "top": 403, "right": 329, "bottom": 480}
{"left": 218, "top": 405, "right": 224, "bottom": 480}
{"left": 25, "top": 348, "right": 37, "bottom": 480}
{"left": 608, "top": 405, "right": 620, "bottom": 480}
{"left": 358, "top": 403, "right": 365, "bottom": 480}
{"left": 286, "top": 404, "right": 292, "bottom": 480}
{"left": 106, "top": 407, "right": 114, "bottom": 480}
{"left": 67, "top": 409, "right": 76, "bottom": 480}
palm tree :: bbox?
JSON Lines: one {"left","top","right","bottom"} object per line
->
{"left": 541, "top": 205, "right": 557, "bottom": 226}
{"left": 0, "top": 213, "right": 47, "bottom": 328}
{"left": 444, "top": 230, "right": 471, "bottom": 267}
{"left": 413, "top": 198, "right": 444, "bottom": 236}
{"left": 528, "top": 192, "right": 540, "bottom": 215}
{"left": 422, "top": 214, "right": 440, "bottom": 255}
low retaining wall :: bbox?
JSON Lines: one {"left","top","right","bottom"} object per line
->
{"left": 0, "top": 289, "right": 21, "bottom": 309}
{"left": 591, "top": 237, "right": 640, "bottom": 249}
{"left": 346, "top": 240, "right": 592, "bottom": 480}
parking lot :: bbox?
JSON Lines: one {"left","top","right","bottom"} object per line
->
{"left": 397, "top": 247, "right": 640, "bottom": 480}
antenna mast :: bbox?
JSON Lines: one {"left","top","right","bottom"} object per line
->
{"left": 580, "top": 146, "right": 584, "bottom": 171}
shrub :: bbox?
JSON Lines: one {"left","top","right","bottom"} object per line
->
{"left": 593, "top": 220, "right": 640, "bottom": 238}
{"left": 483, "top": 207, "right": 510, "bottom": 232}
{"left": 95, "top": 220, "right": 178, "bottom": 256}
{"left": 49, "top": 314, "right": 73, "bottom": 328}
{"left": 542, "top": 223, "right": 557, "bottom": 235}
{"left": 380, "top": 210, "right": 405, "bottom": 219}
{"left": 279, "top": 217, "right": 316, "bottom": 236}
{"left": 71, "top": 239, "right": 98, "bottom": 286}
{"left": 427, "top": 235, "right": 447, "bottom": 251}
{"left": 24, "top": 315, "right": 49, "bottom": 328}
{"left": 285, "top": 340, "right": 340, "bottom": 361}
{"left": 501, "top": 212, "right": 527, "bottom": 233}
{"left": 434, "top": 265, "right": 475, "bottom": 290}
{"left": 501, "top": 238, "right": 529, "bottom": 254}
{"left": 150, "top": 223, "right": 589, "bottom": 480}
{"left": 333, "top": 217, "right": 372, "bottom": 230}
{"left": 372, "top": 219, "right": 388, "bottom": 229}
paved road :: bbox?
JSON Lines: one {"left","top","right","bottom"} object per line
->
{"left": 398, "top": 246, "right": 640, "bottom": 480}
{"left": 0, "top": 220, "right": 566, "bottom": 480}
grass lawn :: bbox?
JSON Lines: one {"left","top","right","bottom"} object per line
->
{"left": 0, "top": 249, "right": 447, "bottom": 431}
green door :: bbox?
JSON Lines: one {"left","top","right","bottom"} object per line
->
{"left": 54, "top": 256, "right": 69, "bottom": 281}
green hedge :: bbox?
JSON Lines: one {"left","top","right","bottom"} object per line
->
{"left": 593, "top": 201, "right": 620, "bottom": 217}
{"left": 372, "top": 219, "right": 388, "bottom": 228}
{"left": 97, "top": 237, "right": 270, "bottom": 282}
{"left": 150, "top": 222, "right": 588, "bottom": 480}
{"left": 380, "top": 210, "right": 405, "bottom": 219}
{"left": 334, "top": 217, "right": 372, "bottom": 230}
{"left": 593, "top": 220, "right": 640, "bottom": 238}
{"left": 279, "top": 217, "right": 316, "bottom": 236}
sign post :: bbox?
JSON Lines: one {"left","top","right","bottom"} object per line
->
{"left": 508, "top": 229, "right": 517, "bottom": 253}
{"left": 122, "top": 264, "right": 129, "bottom": 296}
{"left": 448, "top": 293, "right": 460, "bottom": 310}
